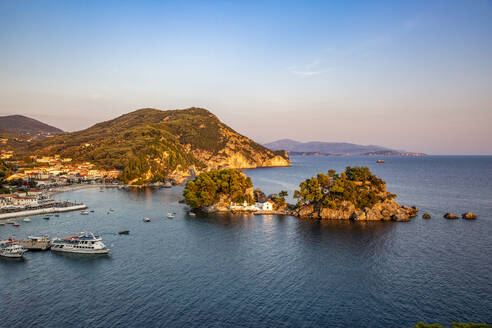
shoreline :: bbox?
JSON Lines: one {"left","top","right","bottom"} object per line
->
{"left": 47, "top": 184, "right": 120, "bottom": 196}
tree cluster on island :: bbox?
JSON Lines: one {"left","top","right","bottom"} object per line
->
{"left": 183, "top": 169, "right": 254, "bottom": 209}
{"left": 183, "top": 166, "right": 418, "bottom": 221}
{"left": 292, "top": 166, "right": 417, "bottom": 221}
{"left": 293, "top": 166, "right": 395, "bottom": 210}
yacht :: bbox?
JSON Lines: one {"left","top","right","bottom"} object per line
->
{"left": 19, "top": 235, "right": 52, "bottom": 251}
{"left": 51, "top": 232, "right": 110, "bottom": 254}
{"left": 0, "top": 239, "right": 27, "bottom": 258}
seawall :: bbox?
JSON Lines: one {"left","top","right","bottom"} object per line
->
{"left": 0, "top": 204, "right": 87, "bottom": 220}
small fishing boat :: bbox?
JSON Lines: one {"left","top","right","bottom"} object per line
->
{"left": 23, "top": 218, "right": 31, "bottom": 222}
{"left": 80, "top": 211, "right": 89, "bottom": 215}
{"left": 0, "top": 222, "right": 5, "bottom": 226}
{"left": 55, "top": 214, "right": 59, "bottom": 217}
{"left": 143, "top": 217, "right": 151, "bottom": 222}
{"left": 7, "top": 219, "right": 15, "bottom": 224}
{"left": 109, "top": 208, "right": 115, "bottom": 212}
{"left": 118, "top": 230, "right": 130, "bottom": 235}
{"left": 376, "top": 159, "right": 385, "bottom": 163}
{"left": 167, "top": 213, "right": 174, "bottom": 219}
{"left": 43, "top": 216, "right": 50, "bottom": 220}
{"left": 13, "top": 223, "right": 20, "bottom": 227}
{"left": 188, "top": 212, "right": 196, "bottom": 217}
{"left": 90, "top": 210, "right": 95, "bottom": 213}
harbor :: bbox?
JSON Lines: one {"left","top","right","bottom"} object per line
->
{"left": 0, "top": 203, "right": 87, "bottom": 220}
{"left": 0, "top": 190, "right": 87, "bottom": 220}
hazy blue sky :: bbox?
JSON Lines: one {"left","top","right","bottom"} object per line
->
{"left": 0, "top": 0, "right": 491, "bottom": 154}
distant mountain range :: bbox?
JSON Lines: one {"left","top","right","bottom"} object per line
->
{"left": 0, "top": 115, "right": 63, "bottom": 139}
{"left": 264, "top": 139, "right": 425, "bottom": 156}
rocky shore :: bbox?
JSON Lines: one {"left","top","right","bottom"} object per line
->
{"left": 293, "top": 199, "right": 418, "bottom": 221}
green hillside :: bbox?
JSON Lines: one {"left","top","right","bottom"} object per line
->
{"left": 18, "top": 107, "right": 290, "bottom": 184}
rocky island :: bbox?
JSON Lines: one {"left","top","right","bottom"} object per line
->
{"left": 184, "top": 166, "right": 418, "bottom": 222}
{"left": 293, "top": 166, "right": 418, "bottom": 221}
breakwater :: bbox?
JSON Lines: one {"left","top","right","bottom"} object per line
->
{"left": 0, "top": 204, "right": 87, "bottom": 220}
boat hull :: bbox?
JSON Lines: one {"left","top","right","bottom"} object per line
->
{"left": 0, "top": 251, "right": 25, "bottom": 258}
{"left": 51, "top": 247, "right": 110, "bottom": 254}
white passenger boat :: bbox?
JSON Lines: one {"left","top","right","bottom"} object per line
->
{"left": 0, "top": 239, "right": 27, "bottom": 258}
{"left": 51, "top": 232, "right": 110, "bottom": 254}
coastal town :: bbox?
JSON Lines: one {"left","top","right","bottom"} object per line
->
{"left": 0, "top": 152, "right": 121, "bottom": 219}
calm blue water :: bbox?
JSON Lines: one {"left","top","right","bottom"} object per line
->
{"left": 1, "top": 156, "right": 491, "bottom": 327}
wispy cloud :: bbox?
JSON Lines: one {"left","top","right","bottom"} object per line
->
{"left": 289, "top": 59, "right": 334, "bottom": 78}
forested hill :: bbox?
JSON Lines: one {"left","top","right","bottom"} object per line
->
{"left": 18, "top": 107, "right": 290, "bottom": 184}
{"left": 0, "top": 115, "right": 63, "bottom": 138}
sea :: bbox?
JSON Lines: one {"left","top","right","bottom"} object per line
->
{"left": 1, "top": 156, "right": 491, "bottom": 328}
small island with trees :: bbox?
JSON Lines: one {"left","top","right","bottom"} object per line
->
{"left": 183, "top": 166, "right": 419, "bottom": 221}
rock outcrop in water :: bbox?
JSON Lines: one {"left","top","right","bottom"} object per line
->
{"left": 292, "top": 166, "right": 418, "bottom": 221}
{"left": 422, "top": 213, "right": 431, "bottom": 219}
{"left": 462, "top": 212, "right": 477, "bottom": 220}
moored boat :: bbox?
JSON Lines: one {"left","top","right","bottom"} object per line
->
{"left": 143, "top": 217, "right": 151, "bottom": 222}
{"left": 167, "top": 213, "right": 174, "bottom": 219}
{"left": 23, "top": 218, "right": 31, "bottom": 222}
{"left": 7, "top": 219, "right": 15, "bottom": 224}
{"left": 18, "top": 235, "right": 52, "bottom": 250}
{"left": 43, "top": 216, "right": 50, "bottom": 220}
{"left": 376, "top": 159, "right": 385, "bottom": 163}
{"left": 81, "top": 210, "right": 89, "bottom": 215}
{"left": 0, "top": 239, "right": 27, "bottom": 258}
{"left": 13, "top": 223, "right": 20, "bottom": 227}
{"left": 51, "top": 232, "right": 110, "bottom": 254}
{"left": 118, "top": 230, "right": 130, "bottom": 235}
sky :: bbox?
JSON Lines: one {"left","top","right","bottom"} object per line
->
{"left": 0, "top": 0, "right": 491, "bottom": 155}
